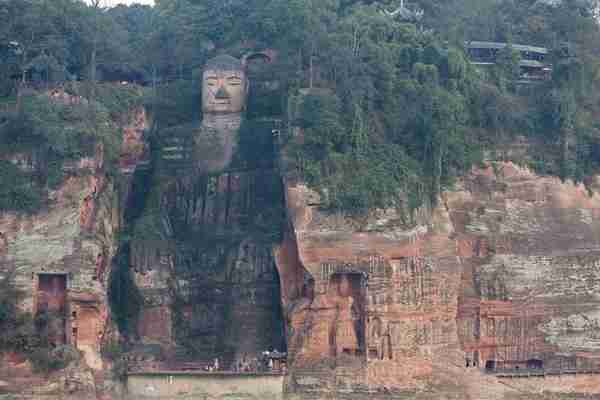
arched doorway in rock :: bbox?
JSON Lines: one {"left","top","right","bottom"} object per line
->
{"left": 36, "top": 273, "right": 67, "bottom": 347}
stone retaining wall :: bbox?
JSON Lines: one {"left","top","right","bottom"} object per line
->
{"left": 126, "top": 372, "right": 284, "bottom": 399}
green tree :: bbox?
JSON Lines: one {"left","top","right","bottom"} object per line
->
{"left": 493, "top": 44, "right": 521, "bottom": 92}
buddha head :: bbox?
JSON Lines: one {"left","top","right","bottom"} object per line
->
{"left": 202, "top": 55, "right": 248, "bottom": 114}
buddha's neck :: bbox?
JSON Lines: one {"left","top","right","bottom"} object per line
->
{"left": 202, "top": 113, "right": 242, "bottom": 131}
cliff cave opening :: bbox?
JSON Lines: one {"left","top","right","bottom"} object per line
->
{"left": 36, "top": 273, "right": 67, "bottom": 347}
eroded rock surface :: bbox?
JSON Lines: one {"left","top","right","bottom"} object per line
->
{"left": 450, "top": 163, "right": 600, "bottom": 396}
{"left": 4, "top": 86, "right": 600, "bottom": 400}
{"left": 0, "top": 90, "right": 149, "bottom": 398}
{"left": 276, "top": 161, "right": 600, "bottom": 398}
{"left": 276, "top": 181, "right": 463, "bottom": 395}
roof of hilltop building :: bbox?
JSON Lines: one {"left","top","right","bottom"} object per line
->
{"left": 470, "top": 60, "right": 549, "bottom": 68}
{"left": 466, "top": 41, "right": 549, "bottom": 55}
{"left": 520, "top": 59, "right": 549, "bottom": 68}
{"left": 381, "top": 0, "right": 424, "bottom": 21}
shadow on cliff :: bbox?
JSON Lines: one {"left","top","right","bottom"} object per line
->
{"left": 108, "top": 165, "right": 155, "bottom": 341}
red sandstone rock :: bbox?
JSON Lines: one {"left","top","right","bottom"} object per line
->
{"left": 0, "top": 90, "right": 148, "bottom": 399}
{"left": 276, "top": 160, "right": 600, "bottom": 398}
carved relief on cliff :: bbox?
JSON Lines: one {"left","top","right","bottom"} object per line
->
{"left": 294, "top": 272, "right": 365, "bottom": 363}
{"left": 119, "top": 107, "right": 150, "bottom": 173}
{"left": 276, "top": 178, "right": 462, "bottom": 391}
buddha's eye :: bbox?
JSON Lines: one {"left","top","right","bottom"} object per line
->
{"left": 227, "top": 77, "right": 242, "bottom": 86}
{"left": 206, "top": 78, "right": 218, "bottom": 87}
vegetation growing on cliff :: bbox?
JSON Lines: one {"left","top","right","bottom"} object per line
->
{"left": 0, "top": 160, "right": 43, "bottom": 213}
{"left": 0, "top": 83, "right": 146, "bottom": 213}
{"left": 108, "top": 167, "right": 153, "bottom": 338}
{"left": 1, "top": 0, "right": 600, "bottom": 214}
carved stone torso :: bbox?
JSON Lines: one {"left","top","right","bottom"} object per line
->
{"left": 193, "top": 114, "right": 241, "bottom": 172}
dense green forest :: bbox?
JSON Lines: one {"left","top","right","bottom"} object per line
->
{"left": 1, "top": 0, "right": 600, "bottom": 214}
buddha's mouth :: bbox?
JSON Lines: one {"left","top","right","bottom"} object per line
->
{"left": 212, "top": 99, "right": 231, "bottom": 105}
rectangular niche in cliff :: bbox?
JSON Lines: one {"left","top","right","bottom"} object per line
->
{"left": 329, "top": 273, "right": 366, "bottom": 358}
{"left": 36, "top": 273, "right": 68, "bottom": 346}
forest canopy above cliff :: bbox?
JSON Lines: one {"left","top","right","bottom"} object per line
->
{"left": 2, "top": 0, "right": 600, "bottom": 214}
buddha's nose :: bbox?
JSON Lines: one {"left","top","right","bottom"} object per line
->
{"left": 215, "top": 86, "right": 231, "bottom": 99}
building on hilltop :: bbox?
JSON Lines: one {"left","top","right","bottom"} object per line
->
{"left": 465, "top": 41, "right": 553, "bottom": 83}
{"left": 381, "top": 0, "right": 424, "bottom": 22}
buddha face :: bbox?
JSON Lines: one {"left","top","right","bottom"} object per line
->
{"left": 202, "top": 65, "right": 248, "bottom": 114}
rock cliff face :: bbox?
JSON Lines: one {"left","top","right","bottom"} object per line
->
{"left": 3, "top": 88, "right": 600, "bottom": 400}
{"left": 276, "top": 180, "right": 464, "bottom": 397}
{"left": 0, "top": 89, "right": 148, "bottom": 398}
{"left": 449, "top": 163, "right": 600, "bottom": 397}
{"left": 275, "top": 161, "right": 600, "bottom": 399}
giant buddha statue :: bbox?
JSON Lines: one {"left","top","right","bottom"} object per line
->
{"left": 135, "top": 53, "right": 285, "bottom": 369}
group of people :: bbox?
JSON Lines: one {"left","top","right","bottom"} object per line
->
{"left": 231, "top": 356, "right": 260, "bottom": 373}
{"left": 230, "top": 349, "right": 286, "bottom": 373}
{"left": 196, "top": 348, "right": 287, "bottom": 373}
{"left": 203, "top": 357, "right": 220, "bottom": 372}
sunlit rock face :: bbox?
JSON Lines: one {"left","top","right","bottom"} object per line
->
{"left": 450, "top": 163, "right": 600, "bottom": 369}
{"left": 276, "top": 158, "right": 600, "bottom": 398}
{"left": 276, "top": 181, "right": 463, "bottom": 396}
